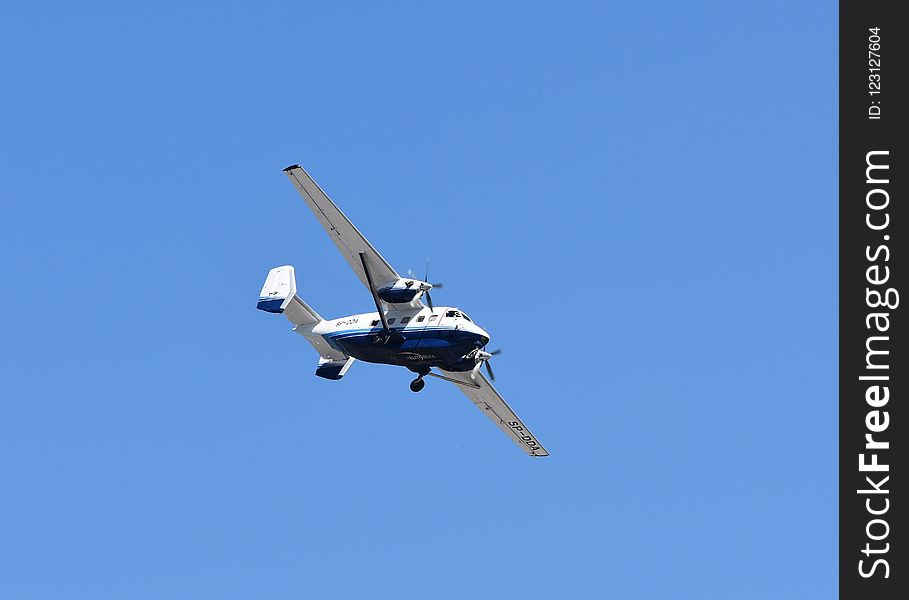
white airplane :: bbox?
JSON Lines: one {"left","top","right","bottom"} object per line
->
{"left": 257, "top": 165, "right": 548, "bottom": 457}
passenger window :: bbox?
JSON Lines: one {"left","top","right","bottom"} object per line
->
{"left": 387, "top": 318, "right": 396, "bottom": 325}
{"left": 429, "top": 315, "right": 438, "bottom": 322}
{"left": 371, "top": 319, "right": 379, "bottom": 327}
{"left": 416, "top": 316, "right": 425, "bottom": 322}
{"left": 401, "top": 316, "right": 411, "bottom": 324}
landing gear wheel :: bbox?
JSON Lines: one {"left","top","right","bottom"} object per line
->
{"left": 410, "top": 378, "right": 426, "bottom": 393}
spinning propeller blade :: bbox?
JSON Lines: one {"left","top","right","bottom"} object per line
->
{"left": 408, "top": 260, "right": 443, "bottom": 308}
{"left": 482, "top": 348, "right": 501, "bottom": 381}
{"left": 414, "top": 259, "right": 441, "bottom": 308}
{"left": 424, "top": 259, "right": 443, "bottom": 289}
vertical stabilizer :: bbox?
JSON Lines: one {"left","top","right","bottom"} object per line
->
{"left": 257, "top": 265, "right": 322, "bottom": 326}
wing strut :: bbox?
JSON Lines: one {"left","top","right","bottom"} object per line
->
{"left": 359, "top": 252, "right": 391, "bottom": 336}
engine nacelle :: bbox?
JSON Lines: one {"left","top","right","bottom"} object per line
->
{"left": 377, "top": 277, "right": 431, "bottom": 304}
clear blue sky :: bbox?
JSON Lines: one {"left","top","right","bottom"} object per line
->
{"left": 1, "top": 1, "right": 837, "bottom": 598}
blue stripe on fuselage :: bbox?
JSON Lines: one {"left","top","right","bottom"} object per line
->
{"left": 323, "top": 325, "right": 460, "bottom": 339}
{"left": 322, "top": 325, "right": 484, "bottom": 369}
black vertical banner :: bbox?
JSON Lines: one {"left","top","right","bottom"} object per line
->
{"left": 840, "top": 1, "right": 905, "bottom": 598}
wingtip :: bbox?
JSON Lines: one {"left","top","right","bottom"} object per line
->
{"left": 283, "top": 164, "right": 301, "bottom": 172}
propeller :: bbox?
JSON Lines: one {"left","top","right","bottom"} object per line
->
{"left": 423, "top": 259, "right": 444, "bottom": 288}
{"left": 409, "top": 260, "right": 444, "bottom": 310}
{"left": 480, "top": 348, "right": 502, "bottom": 381}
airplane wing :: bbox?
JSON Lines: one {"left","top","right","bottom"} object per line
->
{"left": 283, "top": 165, "right": 421, "bottom": 308}
{"left": 435, "top": 369, "right": 549, "bottom": 457}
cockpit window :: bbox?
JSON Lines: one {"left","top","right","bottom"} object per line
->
{"left": 461, "top": 313, "right": 471, "bottom": 322}
{"left": 446, "top": 310, "right": 461, "bottom": 318}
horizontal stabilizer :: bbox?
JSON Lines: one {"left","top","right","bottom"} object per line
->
{"left": 315, "top": 357, "right": 356, "bottom": 380}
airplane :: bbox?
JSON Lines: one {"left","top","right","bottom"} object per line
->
{"left": 257, "top": 165, "right": 548, "bottom": 457}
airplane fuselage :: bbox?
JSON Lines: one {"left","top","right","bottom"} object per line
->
{"left": 298, "top": 305, "right": 489, "bottom": 374}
